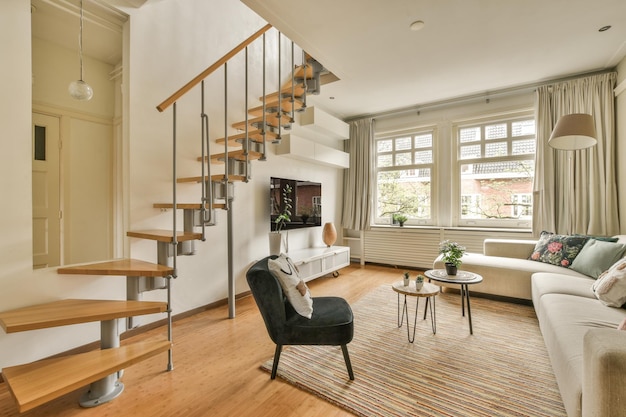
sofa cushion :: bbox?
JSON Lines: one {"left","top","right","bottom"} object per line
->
{"left": 531, "top": 273, "right": 595, "bottom": 322}
{"left": 529, "top": 231, "right": 589, "bottom": 268}
{"left": 569, "top": 239, "right": 626, "bottom": 279}
{"left": 536, "top": 293, "right": 626, "bottom": 417}
{"left": 592, "top": 257, "right": 626, "bottom": 308}
{"left": 268, "top": 254, "right": 313, "bottom": 319}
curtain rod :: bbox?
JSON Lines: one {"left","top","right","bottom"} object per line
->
{"left": 345, "top": 69, "right": 615, "bottom": 123}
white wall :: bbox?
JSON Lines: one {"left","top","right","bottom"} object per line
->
{"left": 124, "top": 0, "right": 344, "bottom": 314}
{"left": 0, "top": 0, "right": 345, "bottom": 371}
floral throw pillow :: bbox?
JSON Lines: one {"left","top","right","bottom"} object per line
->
{"left": 529, "top": 231, "right": 589, "bottom": 268}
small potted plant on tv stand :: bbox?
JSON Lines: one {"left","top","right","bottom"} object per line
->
{"left": 270, "top": 184, "right": 292, "bottom": 255}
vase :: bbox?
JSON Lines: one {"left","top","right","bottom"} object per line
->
{"left": 269, "top": 232, "right": 282, "bottom": 255}
{"left": 445, "top": 262, "right": 457, "bottom": 276}
{"left": 415, "top": 280, "right": 424, "bottom": 291}
{"left": 403, "top": 277, "right": 410, "bottom": 286}
{"left": 322, "top": 222, "right": 337, "bottom": 247}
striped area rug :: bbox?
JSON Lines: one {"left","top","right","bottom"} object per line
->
{"left": 262, "top": 285, "right": 566, "bottom": 417}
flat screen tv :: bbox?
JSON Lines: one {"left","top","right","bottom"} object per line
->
{"left": 270, "top": 177, "right": 322, "bottom": 231}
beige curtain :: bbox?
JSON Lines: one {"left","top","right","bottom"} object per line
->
{"left": 533, "top": 72, "right": 618, "bottom": 236}
{"left": 342, "top": 118, "right": 374, "bottom": 230}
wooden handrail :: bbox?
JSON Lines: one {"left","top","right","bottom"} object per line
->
{"left": 156, "top": 23, "right": 273, "bottom": 112}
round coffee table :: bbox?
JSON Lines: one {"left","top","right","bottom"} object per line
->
{"left": 424, "top": 269, "right": 483, "bottom": 334}
{"left": 392, "top": 281, "right": 439, "bottom": 343}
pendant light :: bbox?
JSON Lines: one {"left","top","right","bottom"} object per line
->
{"left": 68, "top": 0, "right": 93, "bottom": 101}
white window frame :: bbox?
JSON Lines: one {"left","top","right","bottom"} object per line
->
{"left": 373, "top": 127, "right": 436, "bottom": 226}
{"left": 453, "top": 111, "right": 535, "bottom": 228}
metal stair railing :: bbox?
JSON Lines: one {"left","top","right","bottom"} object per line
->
{"left": 155, "top": 24, "right": 316, "bottom": 321}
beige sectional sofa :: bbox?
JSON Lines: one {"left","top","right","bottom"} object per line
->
{"left": 433, "top": 237, "right": 626, "bottom": 417}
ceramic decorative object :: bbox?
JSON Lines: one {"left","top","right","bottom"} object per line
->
{"left": 445, "top": 262, "right": 457, "bottom": 276}
{"left": 269, "top": 232, "right": 282, "bottom": 255}
{"left": 403, "top": 271, "right": 410, "bottom": 286}
{"left": 322, "top": 222, "right": 337, "bottom": 247}
{"left": 415, "top": 275, "right": 424, "bottom": 290}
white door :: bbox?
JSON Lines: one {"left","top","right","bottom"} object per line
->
{"left": 32, "top": 113, "right": 61, "bottom": 269}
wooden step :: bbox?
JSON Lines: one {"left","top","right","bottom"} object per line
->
{"left": 57, "top": 259, "right": 173, "bottom": 277}
{"left": 176, "top": 175, "right": 244, "bottom": 184}
{"left": 204, "top": 149, "right": 263, "bottom": 163}
{"left": 2, "top": 340, "right": 171, "bottom": 413}
{"left": 261, "top": 84, "right": 306, "bottom": 103}
{"left": 247, "top": 97, "right": 304, "bottom": 117}
{"left": 231, "top": 114, "right": 292, "bottom": 131}
{"left": 215, "top": 129, "right": 277, "bottom": 145}
{"left": 0, "top": 299, "right": 167, "bottom": 334}
{"left": 126, "top": 229, "right": 202, "bottom": 243}
{"left": 294, "top": 63, "right": 314, "bottom": 80}
{"left": 153, "top": 202, "right": 226, "bottom": 210}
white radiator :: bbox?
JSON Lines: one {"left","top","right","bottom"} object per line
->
{"left": 362, "top": 228, "right": 533, "bottom": 269}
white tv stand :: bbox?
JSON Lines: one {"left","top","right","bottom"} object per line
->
{"left": 287, "top": 246, "right": 350, "bottom": 282}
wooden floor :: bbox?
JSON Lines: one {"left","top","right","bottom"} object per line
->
{"left": 0, "top": 262, "right": 419, "bottom": 417}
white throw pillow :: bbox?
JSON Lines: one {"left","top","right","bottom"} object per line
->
{"left": 268, "top": 254, "right": 313, "bottom": 318}
{"left": 592, "top": 257, "right": 626, "bottom": 308}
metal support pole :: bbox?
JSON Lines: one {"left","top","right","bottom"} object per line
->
{"left": 244, "top": 46, "right": 250, "bottom": 182}
{"left": 228, "top": 200, "right": 235, "bottom": 319}
{"left": 224, "top": 62, "right": 230, "bottom": 210}
{"left": 260, "top": 33, "right": 267, "bottom": 161}
{"left": 276, "top": 31, "right": 282, "bottom": 142}
{"left": 79, "top": 319, "right": 124, "bottom": 407}
{"left": 290, "top": 41, "right": 295, "bottom": 123}
{"left": 301, "top": 50, "right": 308, "bottom": 110}
{"left": 171, "top": 103, "right": 178, "bottom": 279}
{"left": 200, "top": 80, "right": 213, "bottom": 234}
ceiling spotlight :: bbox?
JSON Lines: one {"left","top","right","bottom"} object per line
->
{"left": 599, "top": 25, "right": 611, "bottom": 32}
{"left": 410, "top": 20, "right": 425, "bottom": 31}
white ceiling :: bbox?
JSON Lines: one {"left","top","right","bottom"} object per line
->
{"left": 32, "top": 0, "right": 626, "bottom": 120}
{"left": 31, "top": 0, "right": 128, "bottom": 66}
{"left": 242, "top": 0, "right": 626, "bottom": 119}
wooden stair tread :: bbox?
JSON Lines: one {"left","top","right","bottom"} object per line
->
{"left": 247, "top": 97, "right": 304, "bottom": 117}
{"left": 176, "top": 175, "right": 244, "bottom": 185}
{"left": 2, "top": 340, "right": 171, "bottom": 413}
{"left": 211, "top": 174, "right": 246, "bottom": 182}
{"left": 126, "top": 229, "right": 201, "bottom": 242}
{"left": 215, "top": 129, "right": 277, "bottom": 144}
{"left": 231, "top": 114, "right": 292, "bottom": 131}
{"left": 205, "top": 149, "right": 263, "bottom": 162}
{"left": 153, "top": 202, "right": 226, "bottom": 210}
{"left": 261, "top": 84, "right": 306, "bottom": 103}
{"left": 57, "top": 259, "right": 173, "bottom": 277}
{"left": 0, "top": 299, "right": 167, "bottom": 333}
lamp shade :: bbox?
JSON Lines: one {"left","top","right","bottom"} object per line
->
{"left": 548, "top": 113, "right": 597, "bottom": 150}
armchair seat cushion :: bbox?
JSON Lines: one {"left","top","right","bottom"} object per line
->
{"left": 282, "top": 296, "right": 354, "bottom": 345}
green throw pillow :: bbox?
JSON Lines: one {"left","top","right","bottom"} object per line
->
{"left": 570, "top": 239, "right": 626, "bottom": 279}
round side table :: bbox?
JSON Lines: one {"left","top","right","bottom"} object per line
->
{"left": 424, "top": 269, "right": 483, "bottom": 334}
{"left": 391, "top": 281, "right": 439, "bottom": 343}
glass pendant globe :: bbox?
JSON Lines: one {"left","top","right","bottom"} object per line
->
{"left": 68, "top": 79, "right": 93, "bottom": 101}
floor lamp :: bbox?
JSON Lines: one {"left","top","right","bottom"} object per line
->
{"left": 548, "top": 113, "right": 597, "bottom": 234}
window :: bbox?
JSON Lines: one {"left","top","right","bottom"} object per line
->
{"left": 375, "top": 131, "right": 433, "bottom": 225}
{"left": 457, "top": 116, "right": 535, "bottom": 227}
{"left": 512, "top": 193, "right": 532, "bottom": 218}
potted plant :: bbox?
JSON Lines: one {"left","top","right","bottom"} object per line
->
{"left": 403, "top": 271, "right": 410, "bottom": 286}
{"left": 269, "top": 184, "right": 292, "bottom": 255}
{"left": 393, "top": 213, "right": 408, "bottom": 227}
{"left": 439, "top": 240, "right": 466, "bottom": 275}
{"left": 415, "top": 274, "right": 424, "bottom": 290}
